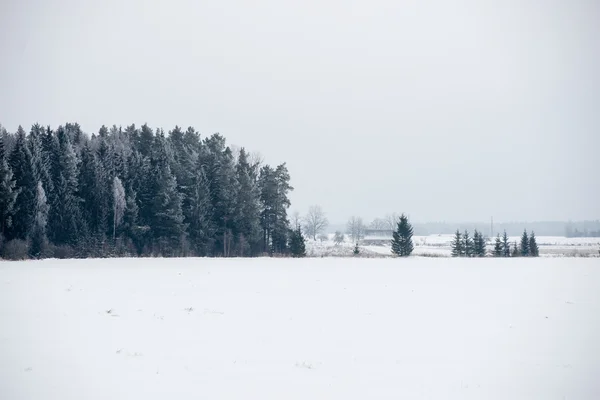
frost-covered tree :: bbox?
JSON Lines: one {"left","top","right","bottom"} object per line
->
{"left": 0, "top": 135, "right": 19, "bottom": 240}
{"left": 7, "top": 127, "right": 36, "bottom": 241}
{"left": 333, "top": 231, "right": 345, "bottom": 245}
{"left": 29, "top": 182, "right": 49, "bottom": 258}
{"left": 346, "top": 216, "right": 365, "bottom": 242}
{"left": 304, "top": 205, "right": 328, "bottom": 241}
{"left": 112, "top": 176, "right": 126, "bottom": 240}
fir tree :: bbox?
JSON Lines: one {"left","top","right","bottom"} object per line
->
{"left": 529, "top": 231, "right": 539, "bottom": 257}
{"left": 391, "top": 213, "right": 414, "bottom": 257}
{"left": 520, "top": 229, "right": 530, "bottom": 257}
{"left": 493, "top": 234, "right": 503, "bottom": 257}
{"left": 0, "top": 134, "right": 19, "bottom": 240}
{"left": 29, "top": 181, "right": 49, "bottom": 258}
{"left": 7, "top": 127, "right": 36, "bottom": 241}
{"left": 512, "top": 242, "right": 520, "bottom": 257}
{"left": 289, "top": 227, "right": 306, "bottom": 258}
{"left": 463, "top": 230, "right": 474, "bottom": 257}
{"left": 451, "top": 229, "right": 463, "bottom": 257}
{"left": 502, "top": 230, "right": 511, "bottom": 257}
{"left": 233, "top": 148, "right": 261, "bottom": 256}
{"left": 473, "top": 230, "right": 486, "bottom": 257}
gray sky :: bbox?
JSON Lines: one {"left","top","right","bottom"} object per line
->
{"left": 1, "top": 0, "right": 598, "bottom": 223}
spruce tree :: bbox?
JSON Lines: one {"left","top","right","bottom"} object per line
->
{"left": 187, "top": 165, "right": 215, "bottom": 256}
{"left": 7, "top": 127, "right": 36, "bottom": 241}
{"left": 473, "top": 230, "right": 486, "bottom": 257}
{"left": 512, "top": 242, "right": 520, "bottom": 257}
{"left": 391, "top": 213, "right": 413, "bottom": 257}
{"left": 463, "top": 230, "right": 474, "bottom": 257}
{"left": 520, "top": 229, "right": 530, "bottom": 257}
{"left": 233, "top": 148, "right": 261, "bottom": 256}
{"left": 502, "top": 230, "right": 511, "bottom": 257}
{"left": 451, "top": 229, "right": 463, "bottom": 257}
{"left": 529, "top": 231, "right": 539, "bottom": 257}
{"left": 0, "top": 135, "right": 19, "bottom": 240}
{"left": 493, "top": 234, "right": 503, "bottom": 257}
{"left": 289, "top": 227, "right": 306, "bottom": 258}
{"left": 29, "top": 182, "right": 49, "bottom": 258}
{"left": 353, "top": 242, "right": 360, "bottom": 256}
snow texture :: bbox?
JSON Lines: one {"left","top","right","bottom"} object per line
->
{"left": 1, "top": 257, "right": 599, "bottom": 399}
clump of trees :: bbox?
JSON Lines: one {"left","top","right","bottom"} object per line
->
{"left": 454, "top": 228, "right": 539, "bottom": 258}
{"left": 0, "top": 123, "right": 295, "bottom": 259}
{"left": 391, "top": 213, "right": 414, "bottom": 257}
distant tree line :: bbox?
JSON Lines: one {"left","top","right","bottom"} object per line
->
{"left": 451, "top": 229, "right": 539, "bottom": 257}
{"left": 0, "top": 123, "right": 295, "bottom": 259}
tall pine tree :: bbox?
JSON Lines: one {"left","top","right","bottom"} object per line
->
{"left": 529, "top": 231, "right": 539, "bottom": 257}
{"left": 520, "top": 229, "right": 530, "bottom": 257}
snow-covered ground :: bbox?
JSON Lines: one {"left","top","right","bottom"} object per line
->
{"left": 308, "top": 235, "right": 600, "bottom": 258}
{"left": 1, "top": 258, "right": 599, "bottom": 399}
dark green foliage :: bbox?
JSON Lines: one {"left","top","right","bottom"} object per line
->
{"left": 391, "top": 213, "right": 414, "bottom": 257}
{"left": 520, "top": 229, "right": 530, "bottom": 257}
{"left": 6, "top": 127, "right": 36, "bottom": 241}
{"left": 353, "top": 242, "right": 360, "bottom": 256}
{"left": 29, "top": 182, "right": 50, "bottom": 258}
{"left": 493, "top": 234, "right": 503, "bottom": 257}
{"left": 502, "top": 231, "right": 511, "bottom": 257}
{"left": 2, "top": 122, "right": 293, "bottom": 259}
{"left": 0, "top": 134, "right": 19, "bottom": 240}
{"left": 512, "top": 242, "right": 520, "bottom": 257}
{"left": 529, "top": 231, "right": 539, "bottom": 257}
{"left": 451, "top": 230, "right": 463, "bottom": 257}
{"left": 289, "top": 227, "right": 306, "bottom": 258}
{"left": 463, "top": 230, "right": 474, "bottom": 257}
{"left": 473, "top": 230, "right": 486, "bottom": 257}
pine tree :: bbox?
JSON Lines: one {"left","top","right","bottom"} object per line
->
{"left": 463, "top": 230, "right": 474, "bottom": 257}
{"left": 29, "top": 181, "right": 49, "bottom": 258}
{"left": 512, "top": 242, "right": 519, "bottom": 257}
{"left": 473, "top": 230, "right": 486, "bottom": 257}
{"left": 7, "top": 127, "right": 36, "bottom": 241}
{"left": 289, "top": 227, "right": 306, "bottom": 258}
{"left": 0, "top": 134, "right": 19, "bottom": 240}
{"left": 493, "top": 234, "right": 503, "bottom": 257}
{"left": 529, "top": 231, "right": 539, "bottom": 257}
{"left": 233, "top": 148, "right": 261, "bottom": 256}
{"left": 112, "top": 177, "right": 126, "bottom": 240}
{"left": 391, "top": 213, "right": 414, "bottom": 257}
{"left": 451, "top": 229, "right": 463, "bottom": 257}
{"left": 502, "top": 230, "right": 511, "bottom": 257}
{"left": 520, "top": 229, "right": 530, "bottom": 257}
{"left": 187, "top": 164, "right": 215, "bottom": 256}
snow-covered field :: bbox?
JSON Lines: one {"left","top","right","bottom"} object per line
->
{"left": 1, "top": 258, "right": 599, "bottom": 399}
{"left": 308, "top": 235, "right": 600, "bottom": 258}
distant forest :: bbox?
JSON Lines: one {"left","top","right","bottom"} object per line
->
{"left": 0, "top": 123, "right": 293, "bottom": 259}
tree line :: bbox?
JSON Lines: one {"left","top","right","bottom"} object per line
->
{"left": 0, "top": 123, "right": 295, "bottom": 259}
{"left": 452, "top": 229, "right": 539, "bottom": 257}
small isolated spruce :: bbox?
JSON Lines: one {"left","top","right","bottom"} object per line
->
{"left": 391, "top": 213, "right": 414, "bottom": 257}
{"left": 493, "top": 234, "right": 503, "bottom": 257}
{"left": 289, "top": 227, "right": 306, "bottom": 258}
{"left": 451, "top": 230, "right": 463, "bottom": 257}
{"left": 520, "top": 229, "right": 530, "bottom": 257}
{"left": 353, "top": 242, "right": 360, "bottom": 256}
{"left": 529, "top": 231, "right": 539, "bottom": 257}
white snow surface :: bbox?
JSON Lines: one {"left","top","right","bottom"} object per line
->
{"left": 1, "top": 257, "right": 599, "bottom": 399}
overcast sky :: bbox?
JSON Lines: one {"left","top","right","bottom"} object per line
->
{"left": 1, "top": 0, "right": 598, "bottom": 223}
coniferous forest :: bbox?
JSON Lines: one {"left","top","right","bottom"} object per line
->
{"left": 0, "top": 123, "right": 294, "bottom": 259}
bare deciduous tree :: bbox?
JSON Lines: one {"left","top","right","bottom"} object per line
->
{"left": 291, "top": 211, "right": 302, "bottom": 230}
{"left": 304, "top": 205, "right": 328, "bottom": 240}
{"left": 370, "top": 218, "right": 387, "bottom": 230}
{"left": 346, "top": 216, "right": 365, "bottom": 242}
{"left": 385, "top": 213, "right": 399, "bottom": 231}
